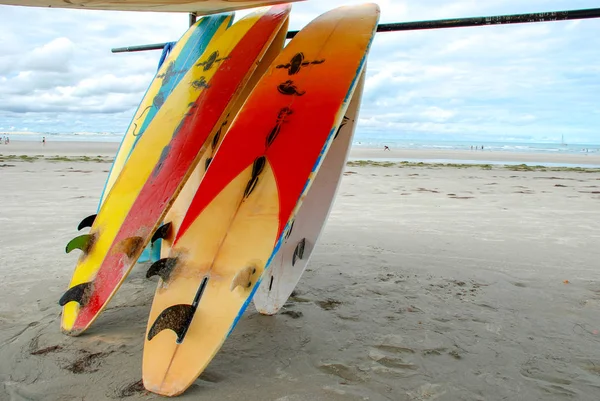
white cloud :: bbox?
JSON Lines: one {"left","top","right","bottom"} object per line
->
{"left": 0, "top": 0, "right": 598, "bottom": 143}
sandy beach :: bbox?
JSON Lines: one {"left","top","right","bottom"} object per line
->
{"left": 1, "top": 141, "right": 600, "bottom": 400}
{"left": 3, "top": 140, "right": 600, "bottom": 167}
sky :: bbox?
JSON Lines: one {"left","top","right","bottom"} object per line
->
{"left": 0, "top": 0, "right": 599, "bottom": 144}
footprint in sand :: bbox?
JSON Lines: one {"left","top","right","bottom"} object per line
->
{"left": 367, "top": 344, "right": 421, "bottom": 377}
{"left": 520, "top": 358, "right": 576, "bottom": 397}
{"left": 318, "top": 363, "right": 366, "bottom": 382}
{"left": 315, "top": 299, "right": 342, "bottom": 311}
{"left": 64, "top": 350, "right": 113, "bottom": 374}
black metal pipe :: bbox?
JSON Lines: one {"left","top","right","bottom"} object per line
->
{"left": 111, "top": 7, "right": 600, "bottom": 53}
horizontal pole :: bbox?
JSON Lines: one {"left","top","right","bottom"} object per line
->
{"left": 111, "top": 7, "right": 600, "bottom": 53}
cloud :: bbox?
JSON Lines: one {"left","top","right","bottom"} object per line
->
{"left": 0, "top": 0, "right": 599, "bottom": 143}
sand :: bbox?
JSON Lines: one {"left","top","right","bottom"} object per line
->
{"left": 1, "top": 141, "right": 600, "bottom": 400}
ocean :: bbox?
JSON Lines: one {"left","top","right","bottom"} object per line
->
{"left": 3, "top": 131, "right": 599, "bottom": 155}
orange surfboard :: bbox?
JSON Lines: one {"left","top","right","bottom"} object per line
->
{"left": 143, "top": 4, "right": 380, "bottom": 396}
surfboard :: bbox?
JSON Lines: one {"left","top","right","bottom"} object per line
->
{"left": 59, "top": 4, "right": 291, "bottom": 336}
{"left": 0, "top": 0, "right": 302, "bottom": 13}
{"left": 160, "top": 14, "right": 288, "bottom": 259}
{"left": 99, "top": 14, "right": 232, "bottom": 207}
{"left": 142, "top": 4, "right": 379, "bottom": 396}
{"left": 74, "top": 14, "right": 232, "bottom": 263}
{"left": 253, "top": 70, "right": 366, "bottom": 315}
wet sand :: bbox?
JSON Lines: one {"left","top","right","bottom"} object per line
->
{"left": 1, "top": 143, "right": 599, "bottom": 400}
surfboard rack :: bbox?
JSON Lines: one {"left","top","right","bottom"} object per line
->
{"left": 111, "top": 7, "right": 600, "bottom": 53}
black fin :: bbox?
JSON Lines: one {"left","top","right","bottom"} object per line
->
{"left": 59, "top": 282, "right": 92, "bottom": 307}
{"left": 147, "top": 305, "right": 195, "bottom": 343}
{"left": 146, "top": 257, "right": 178, "bottom": 282}
{"left": 65, "top": 234, "right": 94, "bottom": 254}
{"left": 147, "top": 277, "right": 209, "bottom": 343}
{"left": 77, "top": 214, "right": 97, "bottom": 231}
{"left": 151, "top": 222, "right": 172, "bottom": 244}
{"left": 292, "top": 238, "right": 306, "bottom": 266}
{"left": 114, "top": 236, "right": 145, "bottom": 259}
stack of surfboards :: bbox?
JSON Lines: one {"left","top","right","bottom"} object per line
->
{"left": 61, "top": 3, "right": 380, "bottom": 397}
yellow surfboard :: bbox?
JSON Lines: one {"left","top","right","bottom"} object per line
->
{"left": 143, "top": 4, "right": 379, "bottom": 396}
{"left": 59, "top": 5, "right": 291, "bottom": 336}
{"left": 99, "top": 14, "right": 232, "bottom": 207}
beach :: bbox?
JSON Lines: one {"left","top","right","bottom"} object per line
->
{"left": 1, "top": 141, "right": 600, "bottom": 400}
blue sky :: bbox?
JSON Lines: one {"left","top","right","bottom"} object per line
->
{"left": 0, "top": 0, "right": 599, "bottom": 144}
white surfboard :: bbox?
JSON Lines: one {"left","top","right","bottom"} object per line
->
{"left": 253, "top": 70, "right": 366, "bottom": 315}
{"left": 0, "top": 0, "right": 302, "bottom": 13}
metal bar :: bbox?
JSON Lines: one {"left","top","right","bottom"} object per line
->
{"left": 111, "top": 7, "right": 600, "bottom": 53}
{"left": 189, "top": 12, "right": 197, "bottom": 27}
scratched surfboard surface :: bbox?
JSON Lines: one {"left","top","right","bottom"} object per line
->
{"left": 0, "top": 0, "right": 303, "bottom": 12}
{"left": 159, "top": 27, "right": 288, "bottom": 261}
{"left": 142, "top": 4, "right": 379, "bottom": 397}
{"left": 253, "top": 70, "right": 366, "bottom": 315}
{"left": 59, "top": 5, "right": 291, "bottom": 336}
{"left": 98, "top": 14, "right": 232, "bottom": 208}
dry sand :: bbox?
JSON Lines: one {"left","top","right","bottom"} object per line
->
{"left": 1, "top": 141, "right": 600, "bottom": 400}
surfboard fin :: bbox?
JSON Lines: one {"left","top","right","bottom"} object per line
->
{"left": 59, "top": 282, "right": 92, "bottom": 307}
{"left": 147, "top": 305, "right": 195, "bottom": 343}
{"left": 114, "top": 236, "right": 145, "bottom": 259}
{"left": 230, "top": 266, "right": 257, "bottom": 292}
{"left": 77, "top": 214, "right": 96, "bottom": 231}
{"left": 151, "top": 223, "right": 172, "bottom": 244}
{"left": 292, "top": 238, "right": 306, "bottom": 266}
{"left": 146, "top": 257, "right": 178, "bottom": 282}
{"left": 148, "top": 277, "right": 209, "bottom": 343}
{"left": 65, "top": 234, "right": 94, "bottom": 254}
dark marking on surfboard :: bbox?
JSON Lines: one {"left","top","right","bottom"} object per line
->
{"left": 266, "top": 108, "right": 293, "bottom": 147}
{"left": 230, "top": 266, "right": 257, "bottom": 291}
{"left": 151, "top": 222, "right": 172, "bottom": 244}
{"left": 66, "top": 234, "right": 95, "bottom": 254}
{"left": 276, "top": 53, "right": 325, "bottom": 75}
{"left": 292, "top": 238, "right": 306, "bottom": 266}
{"left": 284, "top": 220, "right": 295, "bottom": 240}
{"left": 146, "top": 257, "right": 178, "bottom": 282}
{"left": 244, "top": 156, "right": 267, "bottom": 198}
{"left": 132, "top": 105, "right": 154, "bottom": 137}
{"left": 153, "top": 144, "right": 172, "bottom": 177}
{"left": 212, "top": 116, "right": 229, "bottom": 150}
{"left": 157, "top": 61, "right": 186, "bottom": 86}
{"left": 152, "top": 92, "right": 166, "bottom": 110}
{"left": 205, "top": 157, "right": 213, "bottom": 170}
{"left": 114, "top": 236, "right": 145, "bottom": 259}
{"left": 148, "top": 276, "right": 209, "bottom": 343}
{"left": 191, "top": 77, "right": 210, "bottom": 90}
{"left": 269, "top": 276, "right": 274, "bottom": 291}
{"left": 335, "top": 116, "right": 350, "bottom": 140}
{"left": 196, "top": 51, "right": 229, "bottom": 72}
{"left": 77, "top": 214, "right": 96, "bottom": 231}
{"left": 59, "top": 282, "right": 92, "bottom": 307}
{"left": 277, "top": 80, "right": 305, "bottom": 96}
